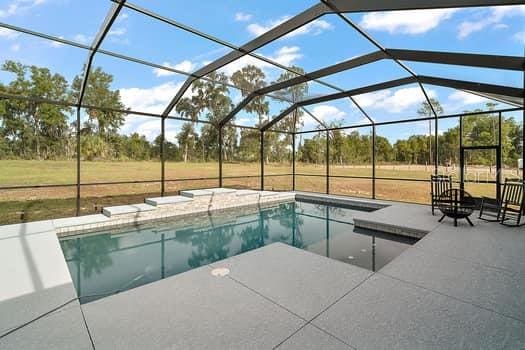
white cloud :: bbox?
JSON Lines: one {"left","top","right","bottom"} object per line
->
{"left": 302, "top": 105, "right": 352, "bottom": 129}
{"left": 121, "top": 116, "right": 180, "bottom": 142}
{"left": 0, "top": 27, "right": 19, "bottom": 40}
{"left": 108, "top": 27, "right": 126, "bottom": 36}
{"left": 235, "top": 12, "right": 252, "bottom": 22}
{"left": 220, "top": 46, "right": 302, "bottom": 76}
{"left": 360, "top": 9, "right": 457, "bottom": 34}
{"left": 354, "top": 87, "right": 436, "bottom": 113}
{"left": 311, "top": 105, "right": 345, "bottom": 122}
{"left": 247, "top": 16, "right": 332, "bottom": 37}
{"left": 117, "top": 12, "right": 128, "bottom": 23}
{"left": 271, "top": 46, "right": 302, "bottom": 66}
{"left": 120, "top": 81, "right": 183, "bottom": 115}
{"left": 152, "top": 60, "right": 196, "bottom": 77}
{"left": 448, "top": 91, "right": 487, "bottom": 105}
{"left": 458, "top": 5, "right": 525, "bottom": 39}
{"left": 493, "top": 23, "right": 509, "bottom": 30}
{"left": 514, "top": 31, "right": 525, "bottom": 44}
{"left": 0, "top": 0, "right": 45, "bottom": 19}
{"left": 73, "top": 34, "right": 92, "bottom": 44}
{"left": 10, "top": 43, "right": 20, "bottom": 52}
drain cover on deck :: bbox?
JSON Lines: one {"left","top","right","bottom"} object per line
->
{"left": 211, "top": 267, "right": 230, "bottom": 277}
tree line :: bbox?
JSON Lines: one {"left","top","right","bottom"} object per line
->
{"left": 0, "top": 59, "right": 522, "bottom": 167}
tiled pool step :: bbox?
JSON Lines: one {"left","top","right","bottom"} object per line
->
{"left": 52, "top": 189, "right": 295, "bottom": 236}
{"left": 179, "top": 189, "right": 213, "bottom": 197}
{"left": 145, "top": 196, "right": 193, "bottom": 206}
{"left": 102, "top": 203, "right": 157, "bottom": 217}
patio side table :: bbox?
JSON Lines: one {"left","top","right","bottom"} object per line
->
{"left": 437, "top": 188, "right": 476, "bottom": 227}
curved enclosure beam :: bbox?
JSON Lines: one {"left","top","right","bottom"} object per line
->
{"left": 219, "top": 51, "right": 387, "bottom": 127}
{"left": 261, "top": 77, "right": 417, "bottom": 131}
{"left": 163, "top": 0, "right": 525, "bottom": 121}
{"left": 222, "top": 49, "right": 524, "bottom": 127}
{"left": 326, "top": 0, "right": 525, "bottom": 12}
{"left": 418, "top": 76, "right": 524, "bottom": 98}
{"left": 462, "top": 91, "right": 523, "bottom": 107}
{"left": 261, "top": 75, "right": 524, "bottom": 131}
{"left": 387, "top": 49, "right": 525, "bottom": 71}
{"left": 77, "top": 0, "right": 125, "bottom": 106}
{"left": 303, "top": 77, "right": 417, "bottom": 106}
{"left": 160, "top": 2, "right": 330, "bottom": 118}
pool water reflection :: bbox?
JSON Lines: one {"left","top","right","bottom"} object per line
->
{"left": 60, "top": 201, "right": 417, "bottom": 303}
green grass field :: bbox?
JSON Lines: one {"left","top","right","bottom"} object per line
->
{"left": 0, "top": 160, "right": 514, "bottom": 224}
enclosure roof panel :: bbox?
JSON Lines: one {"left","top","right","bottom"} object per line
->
{"left": 0, "top": 0, "right": 522, "bottom": 133}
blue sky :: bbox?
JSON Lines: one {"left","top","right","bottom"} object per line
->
{"left": 0, "top": 0, "right": 523, "bottom": 143}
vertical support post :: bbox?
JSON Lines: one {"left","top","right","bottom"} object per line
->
{"left": 74, "top": 2, "right": 124, "bottom": 212}
{"left": 218, "top": 125, "right": 223, "bottom": 188}
{"left": 372, "top": 125, "right": 376, "bottom": 199}
{"left": 260, "top": 131, "right": 264, "bottom": 191}
{"left": 434, "top": 114, "right": 439, "bottom": 175}
{"left": 459, "top": 115, "right": 464, "bottom": 191}
{"left": 292, "top": 132, "right": 296, "bottom": 191}
{"left": 497, "top": 111, "right": 502, "bottom": 201}
{"left": 326, "top": 130, "right": 329, "bottom": 194}
{"left": 522, "top": 65, "right": 525, "bottom": 181}
{"left": 160, "top": 118, "right": 165, "bottom": 196}
{"left": 76, "top": 107, "right": 81, "bottom": 216}
{"left": 292, "top": 111, "right": 297, "bottom": 191}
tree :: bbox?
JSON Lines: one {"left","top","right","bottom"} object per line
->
{"left": 273, "top": 66, "right": 309, "bottom": 133}
{"left": 0, "top": 60, "right": 72, "bottom": 159}
{"left": 417, "top": 98, "right": 444, "bottom": 167}
{"left": 177, "top": 122, "right": 198, "bottom": 162}
{"left": 71, "top": 66, "right": 127, "bottom": 139}
{"left": 176, "top": 71, "right": 233, "bottom": 161}
{"left": 269, "top": 67, "right": 309, "bottom": 164}
{"left": 231, "top": 65, "right": 269, "bottom": 126}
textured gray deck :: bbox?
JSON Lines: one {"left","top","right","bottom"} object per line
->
{"left": 1, "top": 196, "right": 524, "bottom": 349}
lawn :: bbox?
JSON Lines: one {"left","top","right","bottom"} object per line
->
{"left": 0, "top": 160, "right": 511, "bottom": 224}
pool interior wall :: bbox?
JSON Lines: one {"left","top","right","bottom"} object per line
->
{"left": 60, "top": 200, "right": 417, "bottom": 303}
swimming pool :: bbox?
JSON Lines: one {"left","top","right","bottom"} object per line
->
{"left": 60, "top": 201, "right": 417, "bottom": 303}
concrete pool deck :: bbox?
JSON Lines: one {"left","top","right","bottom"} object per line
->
{"left": 0, "top": 191, "right": 524, "bottom": 349}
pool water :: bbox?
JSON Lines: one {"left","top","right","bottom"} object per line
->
{"left": 60, "top": 201, "right": 417, "bottom": 303}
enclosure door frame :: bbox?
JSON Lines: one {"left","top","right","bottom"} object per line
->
{"left": 460, "top": 145, "right": 502, "bottom": 202}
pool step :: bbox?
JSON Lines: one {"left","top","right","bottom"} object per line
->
{"left": 235, "top": 189, "right": 259, "bottom": 196}
{"left": 202, "top": 188, "right": 237, "bottom": 195}
{"left": 102, "top": 203, "right": 157, "bottom": 218}
{"left": 145, "top": 196, "right": 193, "bottom": 206}
{"left": 180, "top": 189, "right": 214, "bottom": 198}
{"left": 53, "top": 189, "right": 296, "bottom": 236}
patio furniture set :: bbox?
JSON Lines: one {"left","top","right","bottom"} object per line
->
{"left": 430, "top": 175, "right": 524, "bottom": 227}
